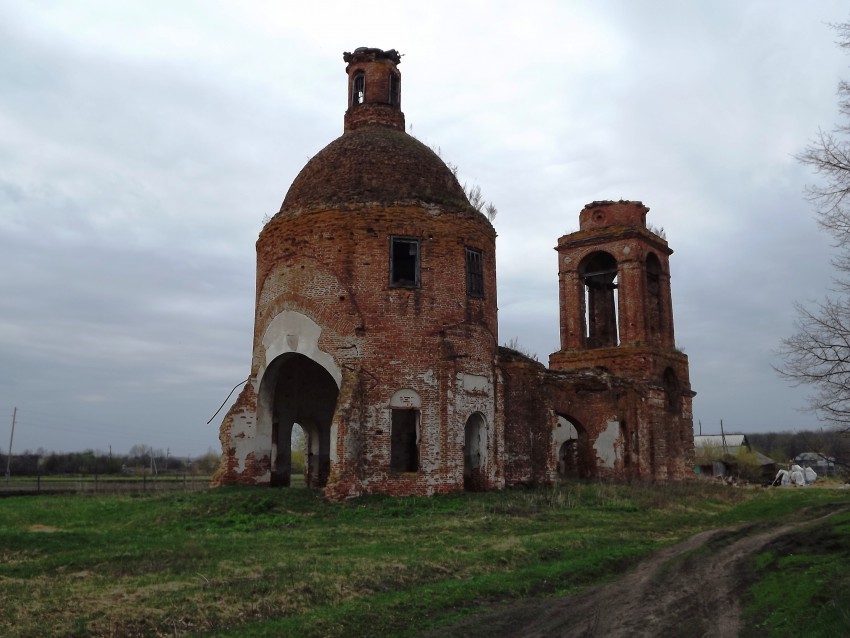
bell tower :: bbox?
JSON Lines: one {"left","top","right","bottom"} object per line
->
{"left": 550, "top": 200, "right": 687, "bottom": 387}
{"left": 343, "top": 47, "right": 404, "bottom": 132}
{"left": 548, "top": 200, "right": 694, "bottom": 482}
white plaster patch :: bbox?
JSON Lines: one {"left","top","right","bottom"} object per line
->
{"left": 422, "top": 368, "right": 437, "bottom": 386}
{"left": 228, "top": 408, "right": 266, "bottom": 474}
{"left": 390, "top": 388, "right": 422, "bottom": 408}
{"left": 460, "top": 373, "right": 489, "bottom": 392}
{"left": 258, "top": 310, "right": 342, "bottom": 388}
{"left": 593, "top": 420, "right": 622, "bottom": 468}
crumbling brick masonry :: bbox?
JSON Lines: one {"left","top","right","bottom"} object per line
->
{"left": 213, "top": 47, "right": 695, "bottom": 497}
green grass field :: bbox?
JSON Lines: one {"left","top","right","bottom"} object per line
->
{"left": 1, "top": 481, "right": 847, "bottom": 637}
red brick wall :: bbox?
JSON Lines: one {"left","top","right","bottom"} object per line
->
{"left": 219, "top": 196, "right": 502, "bottom": 497}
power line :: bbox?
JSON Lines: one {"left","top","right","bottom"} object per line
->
{"left": 5, "top": 407, "right": 16, "bottom": 484}
{"left": 206, "top": 378, "right": 248, "bottom": 424}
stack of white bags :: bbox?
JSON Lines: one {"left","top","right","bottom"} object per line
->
{"left": 774, "top": 464, "right": 817, "bottom": 486}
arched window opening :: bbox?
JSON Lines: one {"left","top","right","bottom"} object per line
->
{"left": 464, "top": 413, "right": 487, "bottom": 491}
{"left": 352, "top": 72, "right": 365, "bottom": 105}
{"left": 646, "top": 253, "right": 664, "bottom": 341}
{"left": 388, "top": 72, "right": 399, "bottom": 106}
{"left": 580, "top": 251, "right": 619, "bottom": 348}
{"left": 663, "top": 367, "right": 682, "bottom": 414}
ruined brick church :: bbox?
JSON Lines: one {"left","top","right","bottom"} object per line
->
{"left": 214, "top": 47, "right": 695, "bottom": 498}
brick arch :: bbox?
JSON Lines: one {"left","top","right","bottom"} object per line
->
{"left": 256, "top": 292, "right": 362, "bottom": 349}
{"left": 545, "top": 377, "right": 636, "bottom": 480}
{"left": 257, "top": 256, "right": 357, "bottom": 323}
{"left": 553, "top": 413, "right": 592, "bottom": 479}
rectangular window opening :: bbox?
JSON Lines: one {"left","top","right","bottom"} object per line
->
{"left": 390, "top": 237, "right": 420, "bottom": 288}
{"left": 391, "top": 409, "right": 419, "bottom": 472}
{"left": 466, "top": 247, "right": 485, "bottom": 297}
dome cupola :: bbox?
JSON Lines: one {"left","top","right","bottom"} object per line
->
{"left": 279, "top": 47, "right": 476, "bottom": 217}
{"left": 343, "top": 47, "right": 404, "bottom": 132}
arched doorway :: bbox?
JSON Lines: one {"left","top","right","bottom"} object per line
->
{"left": 555, "top": 415, "right": 591, "bottom": 479}
{"left": 464, "top": 413, "right": 487, "bottom": 491}
{"left": 267, "top": 353, "right": 339, "bottom": 488}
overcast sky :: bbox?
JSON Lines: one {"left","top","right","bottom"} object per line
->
{"left": 2, "top": 1, "right": 849, "bottom": 457}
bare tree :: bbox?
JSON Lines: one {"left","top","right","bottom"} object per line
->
{"left": 797, "top": 21, "right": 850, "bottom": 253}
{"left": 778, "top": 21, "right": 850, "bottom": 433}
{"left": 778, "top": 299, "right": 850, "bottom": 430}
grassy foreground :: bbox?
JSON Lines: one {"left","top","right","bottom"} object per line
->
{"left": 0, "top": 481, "right": 847, "bottom": 637}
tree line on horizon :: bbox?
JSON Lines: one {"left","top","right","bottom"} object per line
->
{"left": 1, "top": 447, "right": 221, "bottom": 477}
{"left": 1, "top": 429, "right": 846, "bottom": 479}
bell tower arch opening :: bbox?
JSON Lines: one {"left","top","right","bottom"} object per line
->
{"left": 579, "top": 251, "right": 619, "bottom": 348}
{"left": 646, "top": 252, "right": 664, "bottom": 342}
{"left": 266, "top": 353, "right": 339, "bottom": 488}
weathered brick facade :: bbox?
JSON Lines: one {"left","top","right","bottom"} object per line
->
{"left": 213, "top": 48, "right": 695, "bottom": 497}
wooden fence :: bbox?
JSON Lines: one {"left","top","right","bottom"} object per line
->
{"left": 0, "top": 475, "right": 211, "bottom": 496}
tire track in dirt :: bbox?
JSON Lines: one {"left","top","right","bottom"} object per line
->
{"left": 423, "top": 506, "right": 845, "bottom": 638}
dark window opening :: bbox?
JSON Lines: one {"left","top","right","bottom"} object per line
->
{"left": 352, "top": 72, "right": 365, "bottom": 105}
{"left": 388, "top": 72, "right": 399, "bottom": 106}
{"left": 391, "top": 409, "right": 419, "bottom": 472}
{"left": 466, "top": 247, "right": 484, "bottom": 297}
{"left": 390, "top": 237, "right": 420, "bottom": 288}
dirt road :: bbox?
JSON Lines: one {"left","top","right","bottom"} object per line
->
{"left": 424, "top": 507, "right": 842, "bottom": 638}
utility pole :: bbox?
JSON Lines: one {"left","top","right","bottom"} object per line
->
{"left": 5, "top": 407, "right": 16, "bottom": 485}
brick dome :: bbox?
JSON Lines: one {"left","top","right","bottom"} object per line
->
{"left": 279, "top": 124, "right": 472, "bottom": 215}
